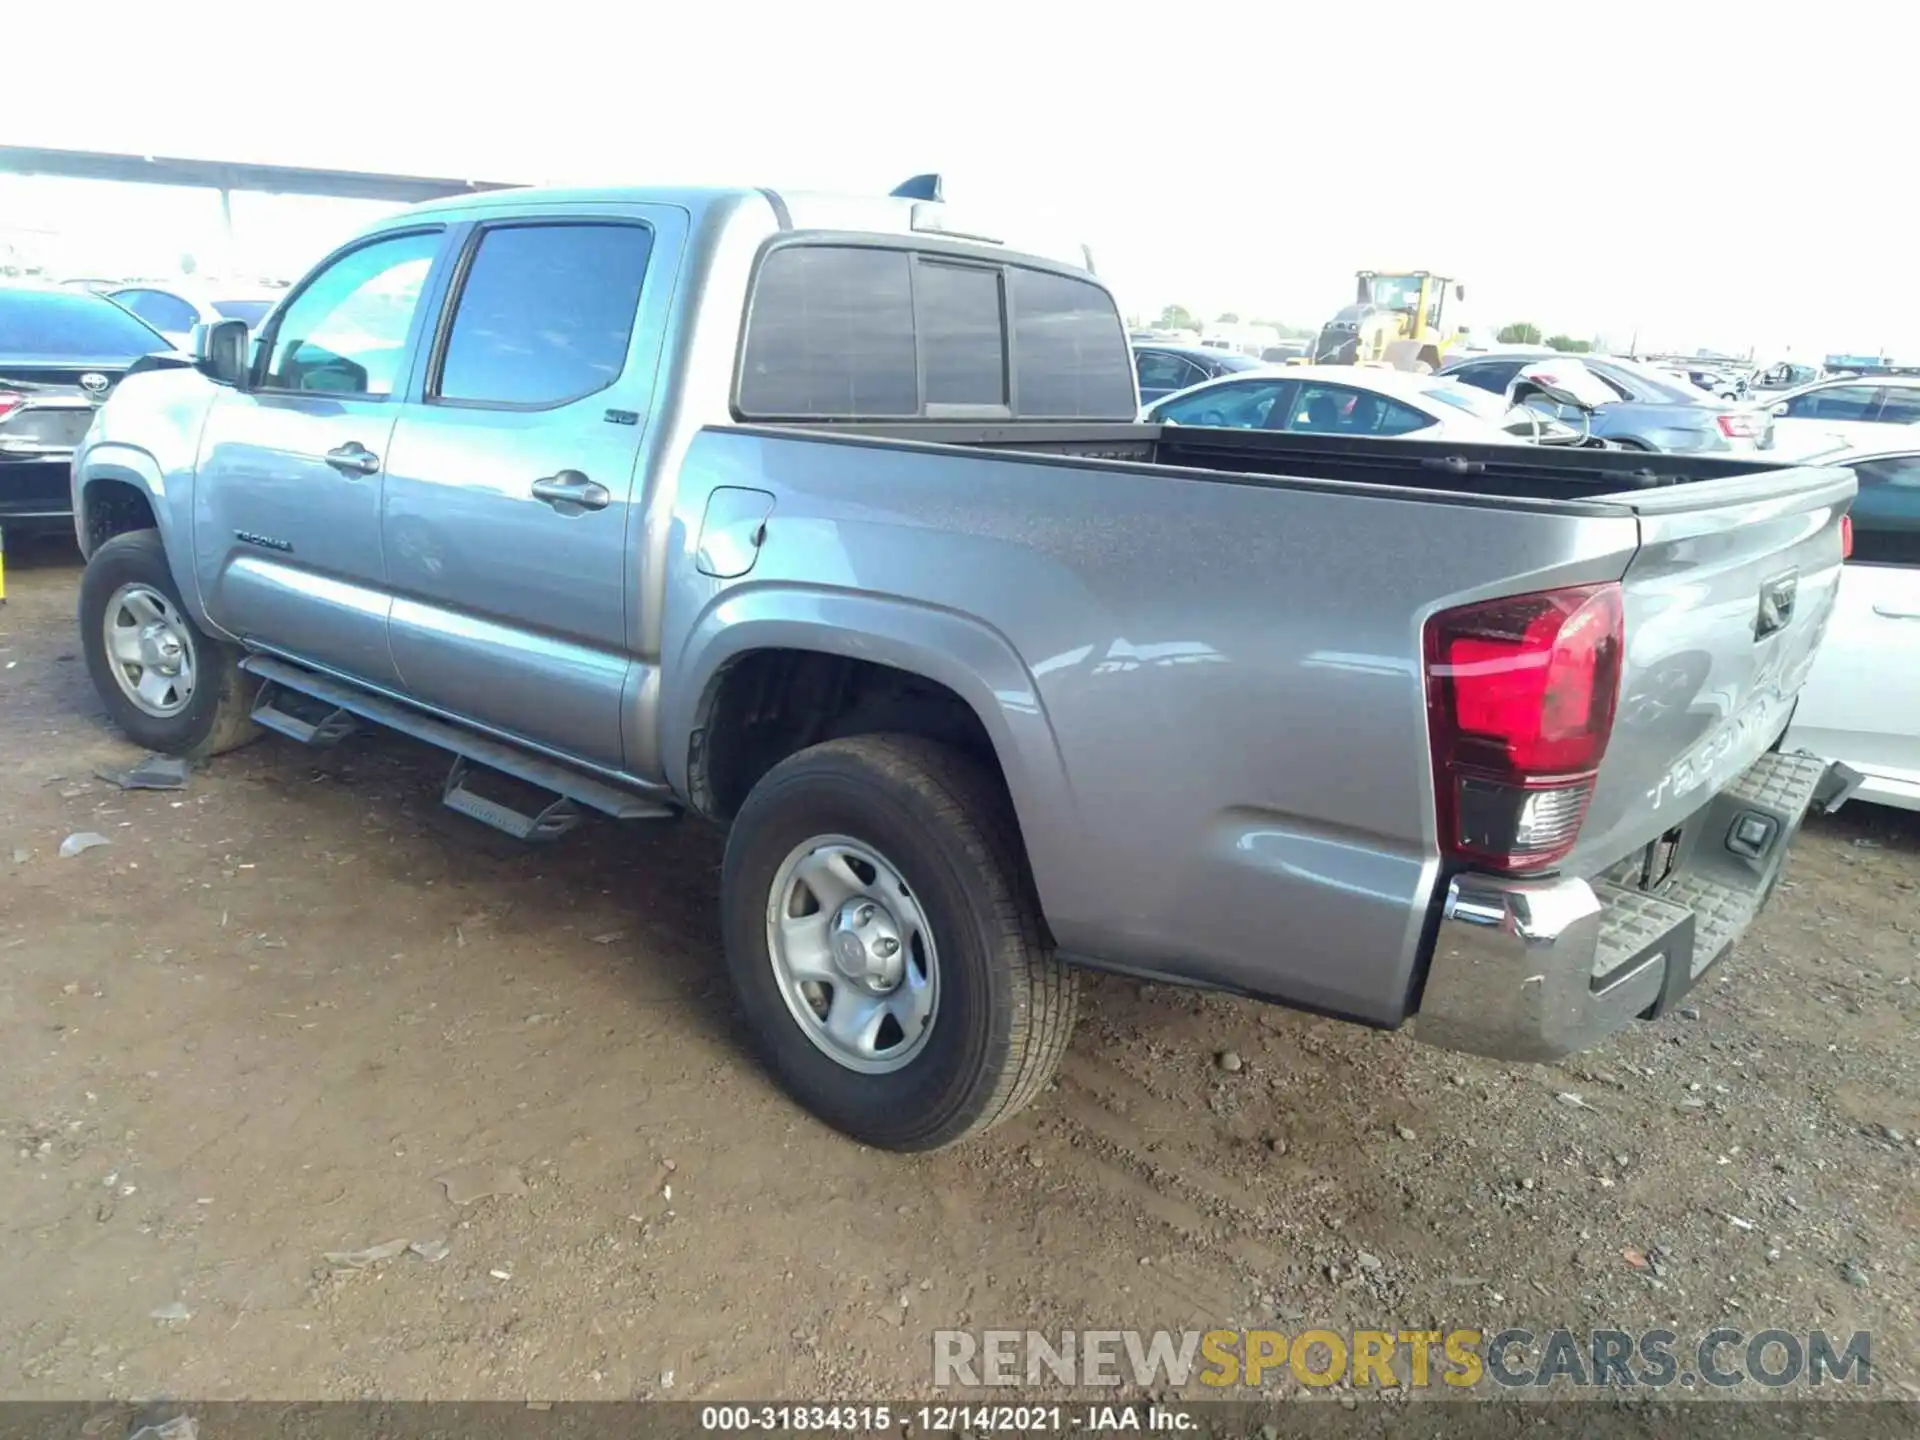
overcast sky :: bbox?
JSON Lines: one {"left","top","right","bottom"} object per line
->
{"left": 1, "top": 1, "right": 1902, "bottom": 359}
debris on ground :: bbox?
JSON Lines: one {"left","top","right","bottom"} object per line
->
{"left": 436, "top": 1164, "right": 529, "bottom": 1206}
{"left": 58, "top": 832, "right": 111, "bottom": 858}
{"left": 128, "top": 1418, "right": 198, "bottom": 1440}
{"left": 1216, "top": 1050, "right": 1243, "bottom": 1073}
{"left": 148, "top": 1302, "right": 191, "bottom": 1323}
{"left": 409, "top": 1237, "right": 451, "bottom": 1263}
{"left": 95, "top": 754, "right": 191, "bottom": 792}
{"left": 323, "top": 1238, "right": 411, "bottom": 1269}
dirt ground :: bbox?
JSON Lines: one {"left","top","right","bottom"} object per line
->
{"left": 2, "top": 541, "right": 1916, "bottom": 1406}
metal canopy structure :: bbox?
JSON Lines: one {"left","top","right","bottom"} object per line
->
{"left": 0, "top": 146, "right": 521, "bottom": 205}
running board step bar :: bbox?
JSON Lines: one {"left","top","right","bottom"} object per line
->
{"left": 239, "top": 654, "right": 677, "bottom": 825}
{"left": 443, "top": 756, "right": 582, "bottom": 842}
{"left": 251, "top": 681, "right": 359, "bottom": 747}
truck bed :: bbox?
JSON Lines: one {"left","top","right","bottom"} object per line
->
{"left": 682, "top": 419, "right": 1852, "bottom": 1028}
{"left": 810, "top": 420, "right": 1815, "bottom": 506}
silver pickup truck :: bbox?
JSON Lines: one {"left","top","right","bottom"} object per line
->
{"left": 71, "top": 177, "right": 1855, "bottom": 1152}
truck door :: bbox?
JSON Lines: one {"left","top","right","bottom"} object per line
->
{"left": 379, "top": 205, "right": 685, "bottom": 771}
{"left": 193, "top": 227, "right": 448, "bottom": 686}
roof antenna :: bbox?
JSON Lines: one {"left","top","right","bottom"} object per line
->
{"left": 890, "top": 173, "right": 944, "bottom": 202}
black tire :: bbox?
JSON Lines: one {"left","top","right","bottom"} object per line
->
{"left": 720, "top": 734, "right": 1077, "bottom": 1151}
{"left": 78, "top": 529, "right": 259, "bottom": 759}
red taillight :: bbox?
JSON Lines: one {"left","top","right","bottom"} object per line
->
{"left": 0, "top": 392, "right": 22, "bottom": 421}
{"left": 1717, "top": 412, "right": 1760, "bottom": 440}
{"left": 1840, "top": 512, "right": 1854, "bottom": 560}
{"left": 1424, "top": 583, "right": 1624, "bottom": 874}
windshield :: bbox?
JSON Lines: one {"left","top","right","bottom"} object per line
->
{"left": 1216, "top": 353, "right": 1264, "bottom": 373}
{"left": 214, "top": 299, "right": 274, "bottom": 326}
{"left": 0, "top": 289, "right": 170, "bottom": 358}
{"left": 1368, "top": 275, "right": 1424, "bottom": 311}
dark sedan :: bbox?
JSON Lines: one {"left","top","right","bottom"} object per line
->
{"left": 1133, "top": 343, "right": 1267, "bottom": 405}
{"left": 1, "top": 286, "right": 177, "bottom": 535}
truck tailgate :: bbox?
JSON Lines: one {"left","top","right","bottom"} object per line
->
{"left": 1571, "top": 462, "right": 1856, "bottom": 872}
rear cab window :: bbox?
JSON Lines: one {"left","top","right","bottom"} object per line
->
{"left": 735, "top": 241, "right": 1135, "bottom": 422}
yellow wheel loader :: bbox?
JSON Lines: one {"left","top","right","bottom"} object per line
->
{"left": 1311, "top": 271, "right": 1467, "bottom": 371}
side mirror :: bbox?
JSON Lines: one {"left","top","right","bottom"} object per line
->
{"left": 1769, "top": 401, "right": 1789, "bottom": 417}
{"left": 191, "top": 319, "right": 252, "bottom": 389}
{"left": 1454, "top": 283, "right": 1466, "bottom": 302}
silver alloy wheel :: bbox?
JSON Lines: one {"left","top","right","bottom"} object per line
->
{"left": 765, "top": 834, "right": 939, "bottom": 1075}
{"left": 102, "top": 583, "right": 198, "bottom": 718}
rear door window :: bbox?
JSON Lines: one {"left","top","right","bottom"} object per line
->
{"left": 1870, "top": 387, "right": 1920, "bottom": 424}
{"left": 1787, "top": 384, "right": 1878, "bottom": 420}
{"left": 1136, "top": 351, "right": 1202, "bottom": 393}
{"left": 433, "top": 222, "right": 654, "bottom": 407}
{"left": 1281, "top": 384, "right": 1434, "bottom": 436}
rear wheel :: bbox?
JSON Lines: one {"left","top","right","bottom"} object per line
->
{"left": 720, "top": 734, "right": 1076, "bottom": 1150}
{"left": 78, "top": 529, "right": 258, "bottom": 758}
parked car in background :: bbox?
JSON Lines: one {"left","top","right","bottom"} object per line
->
{"left": 105, "top": 286, "right": 280, "bottom": 347}
{"left": 1783, "top": 442, "right": 1920, "bottom": 812}
{"left": 1, "top": 285, "right": 176, "bottom": 535}
{"left": 1133, "top": 343, "right": 1264, "bottom": 404}
{"left": 1657, "top": 363, "right": 1745, "bottom": 401}
{"left": 1440, "top": 350, "right": 1770, "bottom": 452}
{"left": 1756, "top": 374, "right": 1920, "bottom": 459}
{"left": 1144, "top": 364, "right": 1564, "bottom": 444}
{"left": 1750, "top": 361, "right": 1823, "bottom": 394}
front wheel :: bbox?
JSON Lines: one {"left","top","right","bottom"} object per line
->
{"left": 720, "top": 734, "right": 1076, "bottom": 1151}
{"left": 78, "top": 529, "right": 259, "bottom": 758}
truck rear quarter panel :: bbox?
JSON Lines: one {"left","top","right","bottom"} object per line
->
{"left": 662, "top": 429, "right": 1643, "bottom": 1024}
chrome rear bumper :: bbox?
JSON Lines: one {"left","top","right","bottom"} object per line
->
{"left": 1413, "top": 749, "right": 1827, "bottom": 1063}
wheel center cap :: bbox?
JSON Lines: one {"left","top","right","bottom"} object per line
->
{"left": 138, "top": 622, "right": 184, "bottom": 675}
{"left": 827, "top": 898, "right": 906, "bottom": 994}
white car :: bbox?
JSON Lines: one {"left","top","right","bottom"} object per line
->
{"left": 1782, "top": 442, "right": 1920, "bottom": 812}
{"left": 104, "top": 285, "right": 280, "bottom": 347}
{"left": 1758, "top": 374, "right": 1920, "bottom": 459}
{"left": 1142, "top": 364, "right": 1554, "bottom": 443}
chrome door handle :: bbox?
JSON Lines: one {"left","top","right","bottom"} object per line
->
{"left": 1872, "top": 605, "right": 1920, "bottom": 620}
{"left": 530, "top": 470, "right": 610, "bottom": 512}
{"left": 325, "top": 441, "right": 381, "bottom": 476}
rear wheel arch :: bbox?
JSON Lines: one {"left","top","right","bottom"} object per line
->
{"left": 669, "top": 603, "right": 1081, "bottom": 924}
